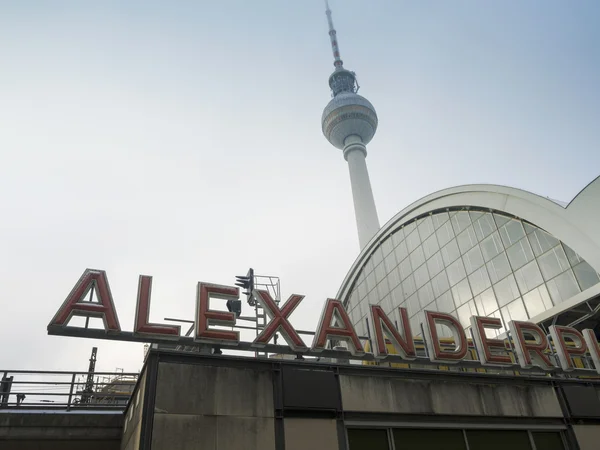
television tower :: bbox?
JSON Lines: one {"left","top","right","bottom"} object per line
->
{"left": 321, "top": 0, "right": 380, "bottom": 250}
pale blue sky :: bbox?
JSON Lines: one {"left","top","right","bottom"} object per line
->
{"left": 1, "top": 1, "right": 599, "bottom": 372}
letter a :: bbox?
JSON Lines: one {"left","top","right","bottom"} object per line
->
{"left": 48, "top": 269, "right": 121, "bottom": 332}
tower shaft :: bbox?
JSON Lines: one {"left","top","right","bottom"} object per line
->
{"left": 344, "top": 137, "right": 380, "bottom": 248}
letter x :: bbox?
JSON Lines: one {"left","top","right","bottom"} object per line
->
{"left": 252, "top": 290, "right": 307, "bottom": 352}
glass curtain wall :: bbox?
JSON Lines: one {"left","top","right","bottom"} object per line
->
{"left": 346, "top": 209, "right": 600, "bottom": 339}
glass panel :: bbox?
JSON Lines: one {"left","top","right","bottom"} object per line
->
{"left": 487, "top": 252, "right": 512, "bottom": 284}
{"left": 384, "top": 251, "right": 397, "bottom": 274}
{"left": 474, "top": 287, "right": 498, "bottom": 316}
{"left": 436, "top": 291, "right": 455, "bottom": 313}
{"left": 457, "top": 300, "right": 478, "bottom": 328}
{"left": 367, "top": 288, "right": 379, "bottom": 305}
{"left": 528, "top": 228, "right": 559, "bottom": 257}
{"left": 404, "top": 220, "right": 416, "bottom": 235}
{"left": 499, "top": 219, "right": 526, "bottom": 248}
{"left": 399, "top": 258, "right": 412, "bottom": 280}
{"left": 469, "top": 210, "right": 485, "bottom": 222}
{"left": 418, "top": 282, "right": 435, "bottom": 309}
{"left": 523, "top": 221, "right": 537, "bottom": 234}
{"left": 481, "top": 232, "right": 504, "bottom": 262}
{"left": 402, "top": 274, "right": 417, "bottom": 298}
{"left": 391, "top": 227, "right": 405, "bottom": 248}
{"left": 388, "top": 266, "right": 401, "bottom": 290}
{"left": 514, "top": 261, "right": 544, "bottom": 294}
{"left": 364, "top": 258, "right": 375, "bottom": 277}
{"left": 547, "top": 270, "right": 581, "bottom": 304}
{"left": 538, "top": 246, "right": 570, "bottom": 281}
{"left": 473, "top": 213, "right": 496, "bottom": 241}
{"left": 494, "top": 274, "right": 520, "bottom": 307}
{"left": 442, "top": 240, "right": 461, "bottom": 266}
{"left": 406, "top": 293, "right": 420, "bottom": 317}
{"left": 381, "top": 236, "right": 395, "bottom": 256}
{"left": 357, "top": 281, "right": 368, "bottom": 301}
{"left": 372, "top": 246, "right": 384, "bottom": 266}
{"left": 432, "top": 270, "right": 450, "bottom": 298}
{"left": 573, "top": 261, "right": 600, "bottom": 291}
{"left": 394, "top": 239, "right": 409, "bottom": 264}
{"left": 447, "top": 258, "right": 467, "bottom": 286}
{"left": 423, "top": 233, "right": 440, "bottom": 260}
{"left": 531, "top": 432, "right": 565, "bottom": 450}
{"left": 451, "top": 278, "right": 473, "bottom": 308}
{"left": 390, "top": 283, "right": 404, "bottom": 304}
{"left": 506, "top": 237, "right": 535, "bottom": 270}
{"left": 436, "top": 220, "right": 455, "bottom": 247}
{"left": 469, "top": 266, "right": 492, "bottom": 296}
{"left": 463, "top": 245, "right": 485, "bottom": 275}
{"left": 406, "top": 229, "right": 421, "bottom": 253}
{"left": 377, "top": 279, "right": 390, "bottom": 300}
{"left": 409, "top": 247, "right": 426, "bottom": 271}
{"left": 451, "top": 211, "right": 472, "bottom": 234}
{"left": 366, "top": 271, "right": 376, "bottom": 293}
{"left": 501, "top": 298, "right": 527, "bottom": 324}
{"left": 394, "top": 428, "right": 467, "bottom": 450}
{"left": 523, "top": 284, "right": 553, "bottom": 319}
{"left": 347, "top": 428, "right": 389, "bottom": 450}
{"left": 563, "top": 243, "right": 583, "bottom": 266}
{"left": 432, "top": 211, "right": 450, "bottom": 229}
{"left": 418, "top": 215, "right": 435, "bottom": 240}
{"left": 466, "top": 430, "right": 531, "bottom": 450}
{"left": 457, "top": 226, "right": 478, "bottom": 254}
{"left": 414, "top": 263, "right": 429, "bottom": 289}
{"left": 493, "top": 213, "right": 512, "bottom": 228}
{"left": 374, "top": 262, "right": 386, "bottom": 284}
{"left": 427, "top": 252, "right": 444, "bottom": 277}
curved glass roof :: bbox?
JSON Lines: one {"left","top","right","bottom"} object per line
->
{"left": 345, "top": 208, "right": 600, "bottom": 339}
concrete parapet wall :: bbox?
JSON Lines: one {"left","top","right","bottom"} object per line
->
{"left": 339, "top": 374, "right": 563, "bottom": 417}
{"left": 0, "top": 411, "right": 123, "bottom": 450}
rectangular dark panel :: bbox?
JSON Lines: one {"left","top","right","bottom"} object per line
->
{"left": 466, "top": 430, "right": 531, "bottom": 450}
{"left": 347, "top": 428, "right": 389, "bottom": 450}
{"left": 532, "top": 432, "right": 565, "bottom": 450}
{"left": 282, "top": 367, "right": 340, "bottom": 410}
{"left": 394, "top": 428, "right": 466, "bottom": 450}
{"left": 562, "top": 385, "right": 600, "bottom": 418}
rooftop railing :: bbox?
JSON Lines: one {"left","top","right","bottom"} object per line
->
{"left": 0, "top": 370, "right": 139, "bottom": 411}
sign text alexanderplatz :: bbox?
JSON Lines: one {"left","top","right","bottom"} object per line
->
{"left": 47, "top": 269, "right": 600, "bottom": 374}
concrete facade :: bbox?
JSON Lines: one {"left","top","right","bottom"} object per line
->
{"left": 118, "top": 350, "right": 600, "bottom": 450}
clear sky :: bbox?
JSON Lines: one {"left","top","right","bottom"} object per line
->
{"left": 1, "top": 0, "right": 599, "bottom": 373}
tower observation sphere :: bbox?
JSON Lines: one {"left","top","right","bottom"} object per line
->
{"left": 321, "top": 1, "right": 380, "bottom": 250}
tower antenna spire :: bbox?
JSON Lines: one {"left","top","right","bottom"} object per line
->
{"left": 321, "top": 0, "right": 380, "bottom": 250}
{"left": 325, "top": 0, "right": 344, "bottom": 69}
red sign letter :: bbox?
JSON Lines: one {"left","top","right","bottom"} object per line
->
{"left": 470, "top": 316, "right": 511, "bottom": 366}
{"left": 195, "top": 283, "right": 239, "bottom": 344}
{"left": 370, "top": 306, "right": 416, "bottom": 360}
{"left": 48, "top": 269, "right": 120, "bottom": 332}
{"left": 312, "top": 299, "right": 364, "bottom": 356}
{"left": 583, "top": 329, "right": 600, "bottom": 374}
{"left": 508, "top": 321, "right": 553, "bottom": 370}
{"left": 134, "top": 275, "right": 181, "bottom": 338}
{"left": 424, "top": 311, "right": 467, "bottom": 363}
{"left": 252, "top": 290, "right": 307, "bottom": 352}
{"left": 549, "top": 325, "right": 588, "bottom": 372}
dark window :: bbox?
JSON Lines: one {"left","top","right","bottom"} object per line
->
{"left": 466, "top": 430, "right": 531, "bottom": 450}
{"left": 347, "top": 428, "right": 389, "bottom": 450}
{"left": 394, "top": 428, "right": 466, "bottom": 450}
{"left": 532, "top": 432, "right": 565, "bottom": 450}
